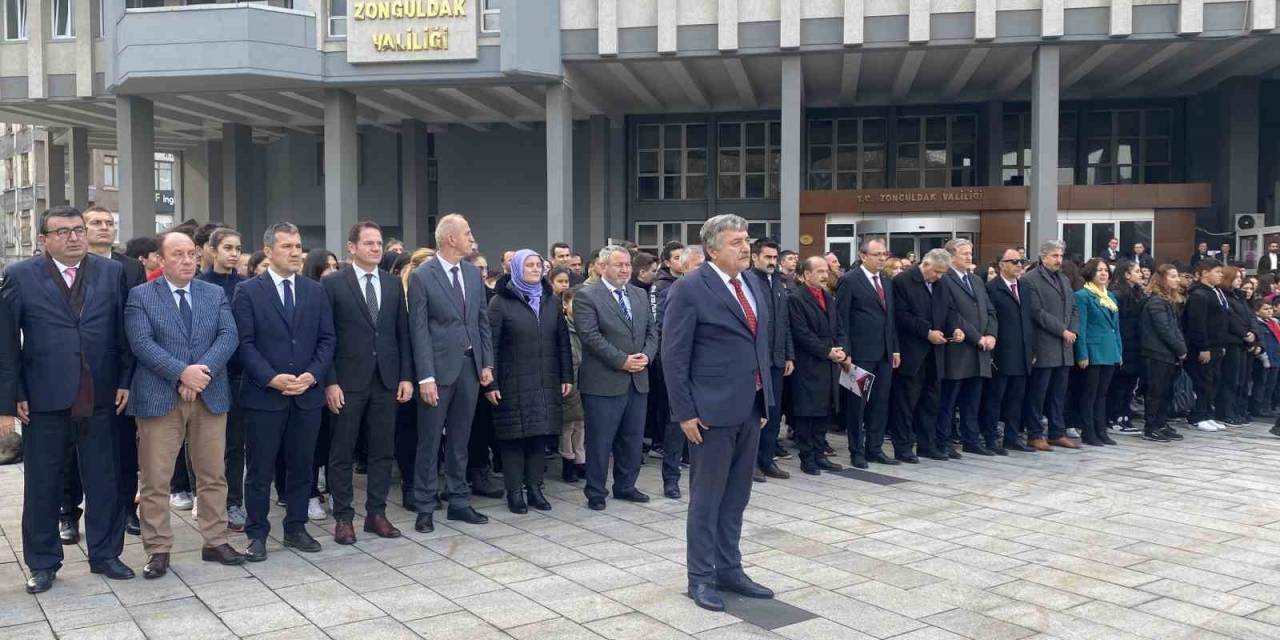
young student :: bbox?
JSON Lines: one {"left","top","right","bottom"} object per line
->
{"left": 1252, "top": 299, "right": 1280, "bottom": 418}
{"left": 559, "top": 285, "right": 587, "bottom": 483}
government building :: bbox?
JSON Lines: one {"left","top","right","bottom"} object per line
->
{"left": 0, "top": 0, "right": 1277, "bottom": 265}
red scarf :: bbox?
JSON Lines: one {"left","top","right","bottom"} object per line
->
{"left": 1265, "top": 318, "right": 1280, "bottom": 345}
{"left": 808, "top": 286, "right": 827, "bottom": 311}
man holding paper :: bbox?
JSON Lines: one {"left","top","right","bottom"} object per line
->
{"left": 835, "top": 238, "right": 900, "bottom": 469}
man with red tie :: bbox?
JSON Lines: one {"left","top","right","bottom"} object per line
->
{"left": 835, "top": 238, "right": 900, "bottom": 469}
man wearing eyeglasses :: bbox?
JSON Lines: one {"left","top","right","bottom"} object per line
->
{"left": 982, "top": 249, "right": 1037, "bottom": 454}
{"left": 0, "top": 206, "right": 136, "bottom": 593}
{"left": 835, "top": 238, "right": 900, "bottom": 469}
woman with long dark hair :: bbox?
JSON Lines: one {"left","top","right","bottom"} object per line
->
{"left": 297, "top": 248, "right": 338, "bottom": 521}
{"left": 1107, "top": 261, "right": 1145, "bottom": 433}
{"left": 1216, "top": 266, "right": 1256, "bottom": 426}
{"left": 1141, "top": 265, "right": 1187, "bottom": 442}
{"left": 1073, "top": 259, "right": 1123, "bottom": 446}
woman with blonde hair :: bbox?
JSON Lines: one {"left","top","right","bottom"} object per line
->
{"left": 880, "top": 257, "right": 904, "bottom": 280}
{"left": 392, "top": 246, "right": 435, "bottom": 508}
{"left": 1140, "top": 264, "right": 1188, "bottom": 442}
{"left": 399, "top": 248, "right": 436, "bottom": 295}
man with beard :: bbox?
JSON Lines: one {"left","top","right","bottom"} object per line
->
{"left": 747, "top": 240, "right": 793, "bottom": 481}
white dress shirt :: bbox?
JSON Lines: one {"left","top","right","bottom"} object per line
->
{"left": 353, "top": 263, "right": 381, "bottom": 310}
{"left": 51, "top": 257, "right": 82, "bottom": 288}
{"left": 860, "top": 265, "right": 883, "bottom": 292}
{"left": 602, "top": 279, "right": 633, "bottom": 319}
{"left": 708, "top": 262, "right": 757, "bottom": 318}
{"left": 164, "top": 277, "right": 193, "bottom": 311}
{"left": 437, "top": 254, "right": 464, "bottom": 301}
{"left": 266, "top": 269, "right": 297, "bottom": 306}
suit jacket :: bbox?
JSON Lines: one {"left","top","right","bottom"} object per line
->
{"left": 835, "top": 266, "right": 899, "bottom": 364}
{"left": 232, "top": 273, "right": 335, "bottom": 411}
{"left": 986, "top": 278, "right": 1034, "bottom": 376}
{"left": 892, "top": 266, "right": 957, "bottom": 380}
{"left": 787, "top": 286, "right": 843, "bottom": 418}
{"left": 1073, "top": 288, "right": 1123, "bottom": 365}
{"left": 662, "top": 263, "right": 773, "bottom": 426}
{"left": 749, "top": 268, "right": 795, "bottom": 370}
{"left": 1021, "top": 264, "right": 1079, "bottom": 368}
{"left": 407, "top": 258, "right": 493, "bottom": 386}
{"left": 1102, "top": 247, "right": 1120, "bottom": 262}
{"left": 1259, "top": 253, "right": 1280, "bottom": 276}
{"left": 0, "top": 254, "right": 133, "bottom": 412}
{"left": 573, "top": 280, "right": 659, "bottom": 396}
{"left": 112, "top": 251, "right": 147, "bottom": 289}
{"left": 323, "top": 266, "right": 413, "bottom": 392}
{"left": 1131, "top": 253, "right": 1155, "bottom": 271}
{"left": 125, "top": 277, "right": 239, "bottom": 417}
{"left": 939, "top": 269, "right": 998, "bottom": 379}
{"left": 0, "top": 283, "right": 18, "bottom": 414}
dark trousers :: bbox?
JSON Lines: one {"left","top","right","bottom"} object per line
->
{"left": 168, "top": 445, "right": 195, "bottom": 494}
{"left": 25, "top": 408, "right": 122, "bottom": 570}
{"left": 61, "top": 412, "right": 137, "bottom": 531}
{"left": 468, "top": 391, "right": 497, "bottom": 474}
{"left": 791, "top": 415, "right": 827, "bottom": 465}
{"left": 686, "top": 404, "right": 760, "bottom": 585}
{"left": 1106, "top": 369, "right": 1138, "bottom": 423}
{"left": 311, "top": 411, "right": 331, "bottom": 499}
{"left": 1025, "top": 366, "right": 1070, "bottom": 440}
{"left": 981, "top": 373, "right": 1027, "bottom": 446}
{"left": 938, "top": 377, "right": 983, "bottom": 448}
{"left": 646, "top": 361, "right": 669, "bottom": 446}
{"left": 328, "top": 383, "right": 397, "bottom": 522}
{"left": 414, "top": 364, "right": 480, "bottom": 512}
{"left": 1144, "top": 359, "right": 1179, "bottom": 432}
{"left": 755, "top": 367, "right": 785, "bottom": 469}
{"left": 1184, "top": 349, "right": 1222, "bottom": 424}
{"left": 1251, "top": 362, "right": 1276, "bottom": 414}
{"left": 243, "top": 404, "right": 321, "bottom": 540}
{"left": 1078, "top": 365, "right": 1116, "bottom": 440}
{"left": 889, "top": 360, "right": 939, "bottom": 454}
{"left": 498, "top": 437, "right": 547, "bottom": 495}
{"left": 842, "top": 357, "right": 893, "bottom": 457}
{"left": 582, "top": 388, "right": 646, "bottom": 501}
{"left": 1216, "top": 345, "right": 1245, "bottom": 421}
{"left": 660, "top": 421, "right": 686, "bottom": 489}
{"left": 225, "top": 377, "right": 245, "bottom": 508}
{"left": 394, "top": 400, "right": 417, "bottom": 496}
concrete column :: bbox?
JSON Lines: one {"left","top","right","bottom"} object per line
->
{"left": 657, "top": 0, "right": 677, "bottom": 53}
{"left": 780, "top": 56, "right": 802, "bottom": 252}
{"left": 608, "top": 118, "right": 626, "bottom": 242}
{"left": 116, "top": 95, "right": 156, "bottom": 242}
{"left": 221, "top": 123, "right": 252, "bottom": 231}
{"left": 597, "top": 0, "right": 617, "bottom": 56}
{"left": 181, "top": 141, "right": 220, "bottom": 223}
{"left": 47, "top": 141, "right": 66, "bottom": 207}
{"left": 843, "top": 0, "right": 863, "bottom": 45}
{"left": 718, "top": 0, "right": 738, "bottom": 51}
{"left": 781, "top": 0, "right": 801, "bottom": 48}
{"left": 68, "top": 127, "right": 89, "bottom": 210}
{"left": 1217, "top": 77, "right": 1260, "bottom": 229}
{"left": 27, "top": 0, "right": 45, "bottom": 99}
{"left": 984, "top": 101, "right": 1004, "bottom": 187}
{"left": 546, "top": 84, "right": 574, "bottom": 250}
{"left": 400, "top": 119, "right": 431, "bottom": 249}
{"left": 588, "top": 115, "right": 608, "bottom": 250}
{"left": 324, "top": 89, "right": 358, "bottom": 253}
{"left": 1029, "top": 47, "right": 1060, "bottom": 247}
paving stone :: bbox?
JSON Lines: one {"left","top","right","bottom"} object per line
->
{"left": 604, "top": 582, "right": 738, "bottom": 634}
{"left": 405, "top": 610, "right": 515, "bottom": 640}
{"left": 453, "top": 587, "right": 560, "bottom": 629}
{"left": 922, "top": 608, "right": 1036, "bottom": 640}
{"left": 508, "top": 616, "right": 607, "bottom": 640}
{"left": 191, "top": 576, "right": 281, "bottom": 613}
{"left": 274, "top": 579, "right": 384, "bottom": 628}
{"left": 131, "top": 596, "right": 236, "bottom": 639}
{"left": 362, "top": 583, "right": 461, "bottom": 622}
{"left": 219, "top": 602, "right": 310, "bottom": 637}
{"left": 772, "top": 617, "right": 876, "bottom": 640}
{"left": 58, "top": 621, "right": 146, "bottom": 640}
{"left": 586, "top": 612, "right": 696, "bottom": 640}
{"left": 509, "top": 575, "right": 631, "bottom": 623}
{"left": 326, "top": 616, "right": 421, "bottom": 640}
{"left": 778, "top": 586, "right": 925, "bottom": 638}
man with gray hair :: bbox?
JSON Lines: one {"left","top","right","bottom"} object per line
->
{"left": 935, "top": 238, "right": 998, "bottom": 458}
{"left": 1020, "top": 240, "right": 1081, "bottom": 451}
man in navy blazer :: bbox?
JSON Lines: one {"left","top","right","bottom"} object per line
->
{"left": 233, "top": 222, "right": 335, "bottom": 561}
{"left": 126, "top": 231, "right": 245, "bottom": 579}
{"left": 0, "top": 206, "right": 135, "bottom": 593}
{"left": 663, "top": 214, "right": 775, "bottom": 612}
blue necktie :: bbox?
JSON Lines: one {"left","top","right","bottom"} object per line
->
{"left": 615, "top": 288, "right": 631, "bottom": 322}
{"left": 176, "top": 289, "right": 192, "bottom": 335}
{"left": 283, "top": 279, "right": 294, "bottom": 323}
{"left": 963, "top": 273, "right": 974, "bottom": 295}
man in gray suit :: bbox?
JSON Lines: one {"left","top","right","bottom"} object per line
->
{"left": 574, "top": 245, "right": 660, "bottom": 511}
{"left": 934, "top": 238, "right": 998, "bottom": 457}
{"left": 1021, "top": 239, "right": 1081, "bottom": 451}
{"left": 407, "top": 214, "right": 494, "bottom": 533}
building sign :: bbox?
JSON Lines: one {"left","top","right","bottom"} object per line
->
{"left": 802, "top": 186, "right": 1025, "bottom": 214}
{"left": 851, "top": 188, "right": 985, "bottom": 205}
{"left": 155, "top": 190, "right": 175, "bottom": 214}
{"left": 347, "top": 0, "right": 478, "bottom": 64}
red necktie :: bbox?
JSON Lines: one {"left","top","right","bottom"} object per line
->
{"left": 1010, "top": 281, "right": 1020, "bottom": 303}
{"left": 873, "top": 274, "right": 886, "bottom": 308}
{"left": 730, "top": 277, "right": 762, "bottom": 390}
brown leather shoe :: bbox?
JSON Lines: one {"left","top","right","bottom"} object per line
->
{"left": 201, "top": 543, "right": 246, "bottom": 566}
{"left": 1028, "top": 438, "right": 1053, "bottom": 451}
{"left": 334, "top": 520, "right": 357, "bottom": 545}
{"left": 143, "top": 553, "right": 170, "bottom": 579}
{"left": 363, "top": 513, "right": 402, "bottom": 539}
{"left": 1048, "top": 436, "right": 1081, "bottom": 449}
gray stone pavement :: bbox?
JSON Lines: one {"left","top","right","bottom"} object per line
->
{"left": 4, "top": 420, "right": 1280, "bottom": 639}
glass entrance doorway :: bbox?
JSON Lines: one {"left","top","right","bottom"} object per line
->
{"left": 824, "top": 215, "right": 980, "bottom": 267}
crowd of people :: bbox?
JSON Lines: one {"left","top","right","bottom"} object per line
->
{"left": 0, "top": 205, "right": 1272, "bottom": 609}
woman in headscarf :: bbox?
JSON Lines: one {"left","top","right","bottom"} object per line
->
{"left": 485, "top": 249, "right": 574, "bottom": 514}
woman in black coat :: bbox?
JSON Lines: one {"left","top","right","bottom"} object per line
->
{"left": 1106, "top": 261, "right": 1145, "bottom": 432}
{"left": 787, "top": 257, "right": 847, "bottom": 475}
{"left": 1141, "top": 265, "right": 1187, "bottom": 442}
{"left": 485, "top": 250, "right": 573, "bottom": 514}
{"left": 1216, "top": 266, "right": 1256, "bottom": 426}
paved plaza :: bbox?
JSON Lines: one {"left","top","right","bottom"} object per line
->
{"left": 4, "top": 422, "right": 1280, "bottom": 639}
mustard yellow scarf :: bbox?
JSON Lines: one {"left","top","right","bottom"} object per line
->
{"left": 1084, "top": 282, "right": 1117, "bottom": 313}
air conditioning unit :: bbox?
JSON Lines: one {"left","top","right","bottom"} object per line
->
{"left": 1237, "top": 213, "right": 1263, "bottom": 231}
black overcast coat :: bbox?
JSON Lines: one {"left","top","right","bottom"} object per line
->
{"left": 486, "top": 275, "right": 573, "bottom": 441}
{"left": 788, "top": 286, "right": 844, "bottom": 417}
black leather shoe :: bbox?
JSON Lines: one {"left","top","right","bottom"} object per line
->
{"left": 587, "top": 497, "right": 606, "bottom": 511}
{"left": 717, "top": 573, "right": 774, "bottom": 599}
{"left": 1099, "top": 433, "right": 1118, "bottom": 445}
{"left": 922, "top": 449, "right": 948, "bottom": 461}
{"left": 664, "top": 485, "right": 681, "bottom": 499}
{"left": 1142, "top": 429, "right": 1170, "bottom": 442}
{"left": 526, "top": 488, "right": 552, "bottom": 511}
{"left": 245, "top": 538, "right": 268, "bottom": 562}
{"left": 991, "top": 444, "right": 1009, "bottom": 456}
{"left": 507, "top": 495, "right": 528, "bottom": 514}
{"left": 946, "top": 447, "right": 963, "bottom": 459}
{"left": 1160, "top": 426, "right": 1184, "bottom": 440}
{"left": 688, "top": 583, "right": 725, "bottom": 612}
{"left": 1006, "top": 441, "right": 1036, "bottom": 452}
{"left": 867, "top": 452, "right": 899, "bottom": 465}
{"left": 401, "top": 490, "right": 417, "bottom": 513}
{"left": 762, "top": 463, "right": 790, "bottom": 479}
{"left": 126, "top": 510, "right": 142, "bottom": 537}
{"left": 562, "top": 461, "right": 579, "bottom": 483}
{"left": 25, "top": 569, "right": 55, "bottom": 594}
{"left": 58, "top": 519, "right": 79, "bottom": 545}
{"left": 143, "top": 553, "right": 170, "bottom": 579}
{"left": 817, "top": 456, "right": 843, "bottom": 471}
{"left": 752, "top": 467, "right": 766, "bottom": 483}
{"left": 282, "top": 531, "right": 322, "bottom": 553}
{"left": 90, "top": 558, "right": 135, "bottom": 580}
{"left": 961, "top": 444, "right": 996, "bottom": 456}
{"left": 469, "top": 471, "right": 505, "bottom": 499}
{"left": 894, "top": 453, "right": 919, "bottom": 464}
{"left": 447, "top": 506, "right": 489, "bottom": 524}
{"left": 414, "top": 512, "right": 434, "bottom": 533}
{"left": 851, "top": 454, "right": 869, "bottom": 469}
{"left": 801, "top": 464, "right": 820, "bottom": 475}
{"left": 614, "top": 490, "right": 651, "bottom": 503}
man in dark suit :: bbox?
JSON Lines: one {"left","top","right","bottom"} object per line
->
{"left": 889, "top": 249, "right": 960, "bottom": 462}
{"left": 982, "top": 248, "right": 1037, "bottom": 454}
{"left": 1101, "top": 237, "right": 1121, "bottom": 263}
{"left": 1189, "top": 241, "right": 1210, "bottom": 268}
{"left": 835, "top": 238, "right": 900, "bottom": 468}
{"left": 574, "top": 246, "right": 660, "bottom": 511}
{"left": 323, "top": 222, "right": 413, "bottom": 545}
{"left": 407, "top": 213, "right": 494, "bottom": 532}
{"left": 787, "top": 256, "right": 845, "bottom": 475}
{"left": 2, "top": 206, "right": 135, "bottom": 593}
{"left": 663, "top": 214, "right": 775, "bottom": 612}
{"left": 747, "top": 240, "right": 793, "bottom": 482}
{"left": 1021, "top": 240, "right": 1082, "bottom": 450}
{"left": 233, "top": 222, "right": 336, "bottom": 561}
{"left": 1131, "top": 242, "right": 1155, "bottom": 271}
{"left": 1259, "top": 242, "right": 1280, "bottom": 276}
{"left": 936, "top": 239, "right": 998, "bottom": 457}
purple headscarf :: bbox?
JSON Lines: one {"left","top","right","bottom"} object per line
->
{"left": 509, "top": 248, "right": 544, "bottom": 316}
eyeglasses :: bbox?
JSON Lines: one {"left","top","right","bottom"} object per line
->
{"left": 1000, "top": 259, "right": 1029, "bottom": 266}
{"left": 45, "top": 226, "right": 87, "bottom": 240}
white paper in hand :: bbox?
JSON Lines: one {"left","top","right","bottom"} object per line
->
{"left": 839, "top": 365, "right": 876, "bottom": 400}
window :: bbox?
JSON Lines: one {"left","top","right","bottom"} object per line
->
{"left": 1059, "top": 219, "right": 1154, "bottom": 262}
{"left": 154, "top": 158, "right": 173, "bottom": 191}
{"left": 103, "top": 154, "right": 118, "bottom": 189}
{"left": 894, "top": 115, "right": 976, "bottom": 188}
{"left": 807, "top": 117, "right": 886, "bottom": 190}
{"left": 52, "top": 0, "right": 72, "bottom": 38}
{"left": 746, "top": 221, "right": 781, "bottom": 242}
{"left": 6, "top": 0, "right": 26, "bottom": 40}
{"left": 327, "top": 0, "right": 346, "bottom": 37}
{"left": 1085, "top": 108, "right": 1173, "bottom": 185}
{"left": 480, "top": 0, "right": 500, "bottom": 33}
{"left": 636, "top": 123, "right": 707, "bottom": 201}
{"left": 18, "top": 152, "right": 29, "bottom": 187}
{"left": 1001, "top": 111, "right": 1076, "bottom": 186}
{"left": 634, "top": 221, "right": 703, "bottom": 254}
{"left": 718, "top": 121, "right": 780, "bottom": 199}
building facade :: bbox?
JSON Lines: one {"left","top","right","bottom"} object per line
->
{"left": 0, "top": 0, "right": 1274, "bottom": 265}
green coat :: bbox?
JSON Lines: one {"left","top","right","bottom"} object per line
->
{"left": 1073, "top": 288, "right": 1123, "bottom": 366}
